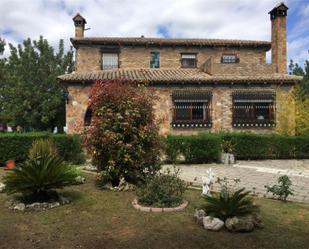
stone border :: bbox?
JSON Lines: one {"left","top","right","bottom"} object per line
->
{"left": 6, "top": 195, "right": 71, "bottom": 212}
{"left": 132, "top": 198, "right": 188, "bottom": 212}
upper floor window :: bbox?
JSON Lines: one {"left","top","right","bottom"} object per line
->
{"left": 150, "top": 52, "right": 160, "bottom": 68}
{"left": 221, "top": 54, "right": 239, "bottom": 64}
{"left": 181, "top": 53, "right": 197, "bottom": 68}
{"left": 102, "top": 53, "right": 118, "bottom": 70}
{"left": 172, "top": 90, "right": 212, "bottom": 128}
{"left": 232, "top": 92, "right": 276, "bottom": 128}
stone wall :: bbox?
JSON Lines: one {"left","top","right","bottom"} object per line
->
{"left": 212, "top": 63, "right": 276, "bottom": 76}
{"left": 76, "top": 47, "right": 101, "bottom": 72}
{"left": 75, "top": 46, "right": 267, "bottom": 72}
{"left": 151, "top": 85, "right": 295, "bottom": 136}
{"left": 66, "top": 83, "right": 296, "bottom": 136}
{"left": 66, "top": 85, "right": 91, "bottom": 134}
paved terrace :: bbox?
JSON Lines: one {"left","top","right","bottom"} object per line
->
{"left": 162, "top": 160, "right": 309, "bottom": 203}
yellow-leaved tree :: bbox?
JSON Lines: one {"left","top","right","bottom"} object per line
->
{"left": 276, "top": 88, "right": 296, "bottom": 135}
{"left": 295, "top": 87, "right": 309, "bottom": 135}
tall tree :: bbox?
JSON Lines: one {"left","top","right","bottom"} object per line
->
{"left": 0, "top": 38, "right": 5, "bottom": 54}
{"left": 289, "top": 59, "right": 309, "bottom": 135}
{"left": 0, "top": 36, "right": 74, "bottom": 131}
{"left": 289, "top": 59, "right": 309, "bottom": 94}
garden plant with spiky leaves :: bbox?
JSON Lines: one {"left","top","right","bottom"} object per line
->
{"left": 203, "top": 178, "right": 259, "bottom": 221}
{"left": 4, "top": 139, "right": 78, "bottom": 202}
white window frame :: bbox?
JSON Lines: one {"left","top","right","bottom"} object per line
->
{"left": 102, "top": 53, "right": 119, "bottom": 70}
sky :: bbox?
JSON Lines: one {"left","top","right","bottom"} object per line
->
{"left": 0, "top": 0, "right": 308, "bottom": 68}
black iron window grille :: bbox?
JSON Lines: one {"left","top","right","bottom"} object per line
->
{"left": 172, "top": 91, "right": 212, "bottom": 128}
{"left": 232, "top": 92, "right": 276, "bottom": 128}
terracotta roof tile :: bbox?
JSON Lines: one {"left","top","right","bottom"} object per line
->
{"left": 71, "top": 37, "right": 271, "bottom": 50}
{"left": 58, "top": 68, "right": 302, "bottom": 84}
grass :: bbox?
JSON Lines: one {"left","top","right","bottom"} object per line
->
{"left": 0, "top": 169, "right": 309, "bottom": 249}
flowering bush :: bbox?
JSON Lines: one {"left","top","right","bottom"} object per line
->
{"left": 137, "top": 168, "right": 187, "bottom": 208}
{"left": 84, "top": 79, "right": 163, "bottom": 185}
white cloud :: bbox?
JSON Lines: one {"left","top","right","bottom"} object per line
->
{"left": 0, "top": 0, "right": 308, "bottom": 65}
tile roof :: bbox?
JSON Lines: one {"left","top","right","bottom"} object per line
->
{"left": 58, "top": 68, "right": 302, "bottom": 84}
{"left": 71, "top": 37, "right": 271, "bottom": 50}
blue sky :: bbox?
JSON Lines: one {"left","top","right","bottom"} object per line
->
{"left": 0, "top": 0, "right": 308, "bottom": 68}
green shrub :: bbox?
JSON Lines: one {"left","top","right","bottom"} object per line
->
{"left": 4, "top": 140, "right": 79, "bottom": 201}
{"left": 265, "top": 175, "right": 294, "bottom": 201}
{"left": 53, "top": 134, "right": 85, "bottom": 164}
{"left": 203, "top": 177, "right": 259, "bottom": 221}
{"left": 166, "top": 133, "right": 309, "bottom": 163}
{"left": 0, "top": 132, "right": 85, "bottom": 165}
{"left": 84, "top": 80, "right": 163, "bottom": 185}
{"left": 166, "top": 134, "right": 221, "bottom": 163}
{"left": 137, "top": 168, "right": 187, "bottom": 208}
{"left": 220, "top": 133, "right": 309, "bottom": 160}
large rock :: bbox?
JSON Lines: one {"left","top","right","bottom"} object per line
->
{"left": 225, "top": 215, "right": 259, "bottom": 232}
{"left": 75, "top": 176, "right": 86, "bottom": 184}
{"left": 203, "top": 216, "right": 224, "bottom": 231}
{"left": 194, "top": 209, "right": 206, "bottom": 226}
{"left": 59, "top": 196, "right": 71, "bottom": 205}
{"left": 0, "top": 182, "right": 5, "bottom": 193}
{"left": 14, "top": 203, "right": 26, "bottom": 212}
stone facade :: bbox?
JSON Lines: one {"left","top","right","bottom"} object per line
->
{"left": 75, "top": 46, "right": 267, "bottom": 72}
{"left": 152, "top": 85, "right": 295, "bottom": 136}
{"left": 66, "top": 84, "right": 295, "bottom": 136}
{"left": 76, "top": 47, "right": 102, "bottom": 72}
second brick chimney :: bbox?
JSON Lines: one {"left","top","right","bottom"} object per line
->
{"left": 269, "top": 2, "right": 288, "bottom": 74}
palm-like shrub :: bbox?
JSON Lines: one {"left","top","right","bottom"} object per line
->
{"left": 203, "top": 188, "right": 258, "bottom": 221}
{"left": 4, "top": 139, "right": 78, "bottom": 201}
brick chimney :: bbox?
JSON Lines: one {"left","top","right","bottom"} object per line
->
{"left": 73, "top": 13, "right": 86, "bottom": 38}
{"left": 269, "top": 2, "right": 288, "bottom": 74}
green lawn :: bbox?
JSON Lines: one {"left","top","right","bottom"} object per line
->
{"left": 0, "top": 169, "right": 309, "bottom": 249}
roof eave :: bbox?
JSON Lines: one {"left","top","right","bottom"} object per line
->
{"left": 70, "top": 38, "right": 271, "bottom": 50}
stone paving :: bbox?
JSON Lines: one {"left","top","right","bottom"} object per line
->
{"left": 162, "top": 160, "right": 309, "bottom": 203}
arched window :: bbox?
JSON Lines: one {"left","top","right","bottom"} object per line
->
{"left": 84, "top": 108, "right": 92, "bottom": 126}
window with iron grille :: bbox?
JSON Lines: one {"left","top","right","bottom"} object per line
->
{"left": 232, "top": 92, "right": 276, "bottom": 128}
{"left": 150, "top": 52, "right": 160, "bottom": 68}
{"left": 181, "top": 53, "right": 197, "bottom": 68}
{"left": 172, "top": 91, "right": 212, "bottom": 128}
{"left": 221, "top": 54, "right": 239, "bottom": 63}
{"left": 102, "top": 53, "right": 118, "bottom": 70}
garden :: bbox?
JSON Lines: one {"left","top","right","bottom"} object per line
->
{"left": 1, "top": 169, "right": 309, "bottom": 249}
{"left": 0, "top": 79, "right": 309, "bottom": 249}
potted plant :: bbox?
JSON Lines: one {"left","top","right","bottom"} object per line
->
{"left": 5, "top": 160, "right": 15, "bottom": 170}
{"left": 220, "top": 140, "right": 235, "bottom": 164}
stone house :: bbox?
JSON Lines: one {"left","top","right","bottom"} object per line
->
{"left": 58, "top": 2, "right": 302, "bottom": 136}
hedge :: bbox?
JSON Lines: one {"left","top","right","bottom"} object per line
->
{"left": 166, "top": 134, "right": 221, "bottom": 163}
{"left": 166, "top": 133, "right": 309, "bottom": 163}
{"left": 0, "top": 132, "right": 85, "bottom": 165}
